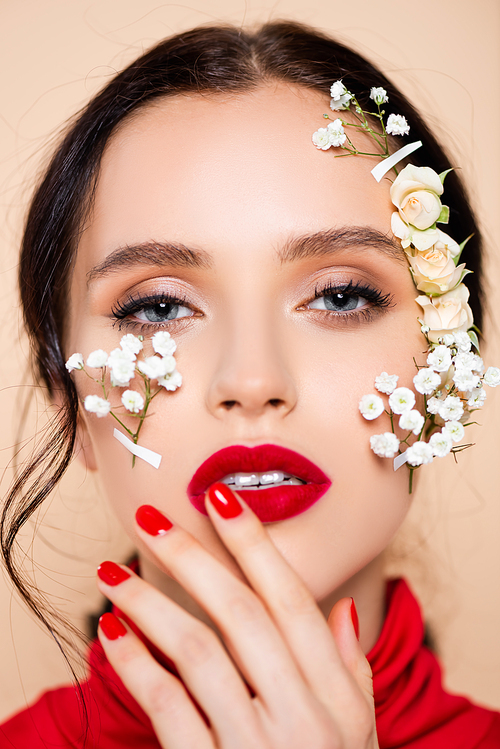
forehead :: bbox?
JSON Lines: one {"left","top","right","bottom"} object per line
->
{"left": 78, "top": 83, "right": 395, "bottom": 269}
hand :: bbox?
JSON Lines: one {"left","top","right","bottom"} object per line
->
{"left": 96, "top": 483, "right": 379, "bottom": 749}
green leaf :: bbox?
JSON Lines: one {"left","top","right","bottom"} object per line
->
{"left": 468, "top": 328, "right": 480, "bottom": 353}
{"left": 454, "top": 233, "right": 474, "bottom": 265}
{"left": 437, "top": 205, "right": 449, "bottom": 224}
{"left": 439, "top": 168, "right": 454, "bottom": 184}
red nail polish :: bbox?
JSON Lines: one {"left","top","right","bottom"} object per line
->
{"left": 99, "top": 612, "right": 127, "bottom": 640}
{"left": 136, "top": 504, "right": 173, "bottom": 536}
{"left": 207, "top": 482, "right": 243, "bottom": 519}
{"left": 97, "top": 561, "right": 131, "bottom": 586}
{"left": 350, "top": 598, "right": 360, "bottom": 641}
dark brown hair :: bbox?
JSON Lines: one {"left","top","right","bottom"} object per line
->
{"left": 2, "top": 18, "right": 484, "bottom": 666}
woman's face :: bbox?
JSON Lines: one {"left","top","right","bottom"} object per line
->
{"left": 67, "top": 83, "right": 422, "bottom": 604}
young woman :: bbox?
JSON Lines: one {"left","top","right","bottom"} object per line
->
{"left": 1, "top": 20, "right": 499, "bottom": 748}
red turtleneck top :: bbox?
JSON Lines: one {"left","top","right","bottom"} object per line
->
{"left": 1, "top": 578, "right": 499, "bottom": 748}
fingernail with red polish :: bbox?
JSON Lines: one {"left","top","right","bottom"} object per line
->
{"left": 136, "top": 505, "right": 173, "bottom": 536}
{"left": 97, "top": 561, "right": 131, "bottom": 586}
{"left": 99, "top": 612, "right": 127, "bottom": 641}
{"left": 350, "top": 598, "right": 360, "bottom": 641}
{"left": 207, "top": 482, "right": 243, "bottom": 519}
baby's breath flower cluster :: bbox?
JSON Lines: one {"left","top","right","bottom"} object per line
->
{"left": 65, "top": 332, "right": 182, "bottom": 466}
{"left": 313, "top": 81, "right": 499, "bottom": 491}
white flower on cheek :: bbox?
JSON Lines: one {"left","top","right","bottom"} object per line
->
{"left": 453, "top": 331, "right": 472, "bottom": 353}
{"left": 443, "top": 420, "right": 465, "bottom": 443}
{"left": 370, "top": 432, "right": 400, "bottom": 458}
{"left": 427, "top": 346, "right": 452, "bottom": 373}
{"left": 138, "top": 355, "right": 175, "bottom": 380}
{"left": 152, "top": 331, "right": 177, "bottom": 357}
{"left": 108, "top": 348, "right": 136, "bottom": 386}
{"left": 406, "top": 441, "right": 433, "bottom": 466}
{"left": 374, "top": 372, "right": 399, "bottom": 395}
{"left": 453, "top": 369, "right": 480, "bottom": 393}
{"left": 429, "top": 431, "right": 452, "bottom": 457}
{"left": 312, "top": 127, "right": 332, "bottom": 150}
{"left": 483, "top": 366, "right": 500, "bottom": 387}
{"left": 157, "top": 369, "right": 182, "bottom": 391}
{"left": 467, "top": 387, "right": 486, "bottom": 409}
{"left": 359, "top": 394, "right": 385, "bottom": 420}
{"left": 120, "top": 334, "right": 143, "bottom": 356}
{"left": 437, "top": 395, "right": 464, "bottom": 422}
{"left": 121, "top": 390, "right": 144, "bottom": 413}
{"left": 399, "top": 409, "right": 425, "bottom": 436}
{"left": 413, "top": 367, "right": 441, "bottom": 395}
{"left": 426, "top": 396, "right": 441, "bottom": 414}
{"left": 388, "top": 387, "right": 415, "bottom": 414}
{"left": 65, "top": 353, "right": 84, "bottom": 372}
{"left": 86, "top": 349, "right": 108, "bottom": 368}
{"left": 329, "top": 81, "right": 352, "bottom": 110}
{"left": 84, "top": 394, "right": 111, "bottom": 418}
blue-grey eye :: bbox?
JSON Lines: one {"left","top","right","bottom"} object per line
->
{"left": 309, "top": 291, "right": 366, "bottom": 312}
{"left": 135, "top": 302, "right": 193, "bottom": 323}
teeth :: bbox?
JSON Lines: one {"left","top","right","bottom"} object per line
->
{"left": 220, "top": 470, "right": 305, "bottom": 489}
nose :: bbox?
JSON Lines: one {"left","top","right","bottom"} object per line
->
{"left": 206, "top": 318, "right": 298, "bottom": 420}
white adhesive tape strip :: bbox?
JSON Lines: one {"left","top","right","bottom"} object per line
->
{"left": 393, "top": 451, "right": 408, "bottom": 471}
{"left": 113, "top": 428, "right": 162, "bottom": 469}
{"left": 371, "top": 140, "right": 423, "bottom": 182}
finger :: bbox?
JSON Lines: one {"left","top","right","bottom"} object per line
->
{"left": 96, "top": 561, "right": 262, "bottom": 744}
{"left": 131, "top": 507, "right": 308, "bottom": 712}
{"left": 97, "top": 613, "right": 214, "bottom": 749}
{"left": 204, "top": 484, "right": 356, "bottom": 708}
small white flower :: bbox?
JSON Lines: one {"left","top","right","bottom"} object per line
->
{"left": 138, "top": 355, "right": 172, "bottom": 380}
{"left": 454, "top": 352, "right": 483, "bottom": 373}
{"left": 86, "top": 349, "right": 108, "bottom": 368}
{"left": 386, "top": 113, "right": 410, "bottom": 136}
{"left": 399, "top": 409, "right": 425, "bottom": 436}
{"left": 157, "top": 369, "right": 183, "bottom": 391}
{"left": 370, "top": 87, "right": 388, "bottom": 105}
{"left": 427, "top": 345, "right": 452, "bottom": 373}
{"left": 374, "top": 372, "right": 399, "bottom": 395}
{"left": 108, "top": 347, "right": 136, "bottom": 386}
{"left": 406, "top": 441, "right": 434, "bottom": 466}
{"left": 421, "top": 324, "right": 430, "bottom": 334}
{"left": 388, "top": 387, "right": 416, "bottom": 414}
{"left": 65, "top": 353, "right": 84, "bottom": 372}
{"left": 329, "top": 81, "right": 352, "bottom": 110}
{"left": 438, "top": 395, "right": 464, "bottom": 422}
{"left": 453, "top": 331, "right": 472, "bottom": 353}
{"left": 426, "top": 396, "right": 442, "bottom": 415}
{"left": 483, "top": 366, "right": 500, "bottom": 387}
{"left": 84, "top": 394, "right": 111, "bottom": 418}
{"left": 429, "top": 430, "right": 453, "bottom": 458}
{"left": 370, "top": 432, "right": 400, "bottom": 458}
{"left": 152, "top": 331, "right": 177, "bottom": 357}
{"left": 120, "top": 334, "right": 143, "bottom": 356}
{"left": 413, "top": 368, "right": 441, "bottom": 395}
{"left": 121, "top": 389, "right": 145, "bottom": 413}
{"left": 442, "top": 333, "right": 455, "bottom": 346}
{"left": 467, "top": 387, "right": 486, "bottom": 409}
{"left": 327, "top": 119, "right": 347, "bottom": 147}
{"left": 453, "top": 369, "right": 480, "bottom": 393}
{"left": 443, "top": 420, "right": 465, "bottom": 443}
{"left": 359, "top": 393, "right": 385, "bottom": 420}
{"left": 312, "top": 127, "right": 332, "bottom": 150}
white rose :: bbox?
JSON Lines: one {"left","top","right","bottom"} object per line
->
{"left": 467, "top": 388, "right": 486, "bottom": 409}
{"left": 391, "top": 214, "right": 441, "bottom": 252}
{"left": 329, "top": 81, "right": 352, "bottom": 110}
{"left": 443, "top": 420, "right": 465, "bottom": 443}
{"left": 427, "top": 345, "right": 452, "bottom": 373}
{"left": 370, "top": 432, "right": 400, "bottom": 458}
{"left": 437, "top": 395, "right": 464, "bottom": 422}
{"left": 416, "top": 284, "right": 474, "bottom": 343}
{"left": 312, "top": 127, "right": 332, "bottom": 151}
{"left": 121, "top": 390, "right": 145, "bottom": 413}
{"left": 408, "top": 245, "right": 466, "bottom": 295}
{"left": 327, "top": 119, "right": 346, "bottom": 147}
{"left": 385, "top": 113, "right": 410, "bottom": 137}
{"left": 390, "top": 164, "right": 444, "bottom": 230}
{"left": 369, "top": 87, "right": 388, "bottom": 105}
{"left": 429, "top": 431, "right": 452, "bottom": 458}
{"left": 413, "top": 368, "right": 441, "bottom": 395}
{"left": 157, "top": 369, "right": 183, "bottom": 391}
{"left": 388, "top": 387, "right": 416, "bottom": 415}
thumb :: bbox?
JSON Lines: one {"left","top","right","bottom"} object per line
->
{"left": 327, "top": 597, "right": 375, "bottom": 706}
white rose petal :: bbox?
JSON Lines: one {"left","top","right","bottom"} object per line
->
{"left": 399, "top": 409, "right": 425, "bottom": 436}
{"left": 386, "top": 113, "right": 410, "bottom": 136}
{"left": 406, "top": 441, "right": 434, "bottom": 466}
{"left": 359, "top": 394, "right": 385, "bottom": 421}
{"left": 416, "top": 284, "right": 473, "bottom": 344}
{"left": 374, "top": 372, "right": 399, "bottom": 395}
{"left": 86, "top": 349, "right": 108, "bottom": 368}
{"left": 121, "top": 390, "right": 145, "bottom": 413}
{"left": 437, "top": 395, "right": 464, "bottom": 422}
{"left": 483, "top": 366, "right": 500, "bottom": 387}
{"left": 467, "top": 387, "right": 486, "bottom": 409}
{"left": 120, "top": 334, "right": 143, "bottom": 356}
{"left": 152, "top": 331, "right": 177, "bottom": 357}
{"left": 65, "top": 353, "right": 84, "bottom": 372}
{"left": 429, "top": 431, "right": 452, "bottom": 458}
{"left": 427, "top": 345, "right": 452, "bottom": 373}
{"left": 84, "top": 394, "right": 111, "bottom": 418}
{"left": 413, "top": 368, "right": 441, "bottom": 395}
{"left": 157, "top": 369, "right": 183, "bottom": 391}
{"left": 370, "top": 432, "right": 400, "bottom": 458}
{"left": 388, "top": 387, "right": 416, "bottom": 414}
{"left": 370, "top": 87, "right": 388, "bottom": 105}
{"left": 443, "top": 420, "right": 465, "bottom": 443}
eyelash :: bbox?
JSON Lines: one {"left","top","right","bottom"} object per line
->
{"left": 111, "top": 280, "right": 393, "bottom": 331}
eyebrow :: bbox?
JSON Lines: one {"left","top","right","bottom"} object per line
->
{"left": 87, "top": 226, "right": 404, "bottom": 284}
{"left": 278, "top": 227, "right": 405, "bottom": 264}
{"left": 87, "top": 241, "right": 213, "bottom": 283}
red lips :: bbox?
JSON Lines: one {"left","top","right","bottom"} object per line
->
{"left": 187, "top": 444, "right": 331, "bottom": 523}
